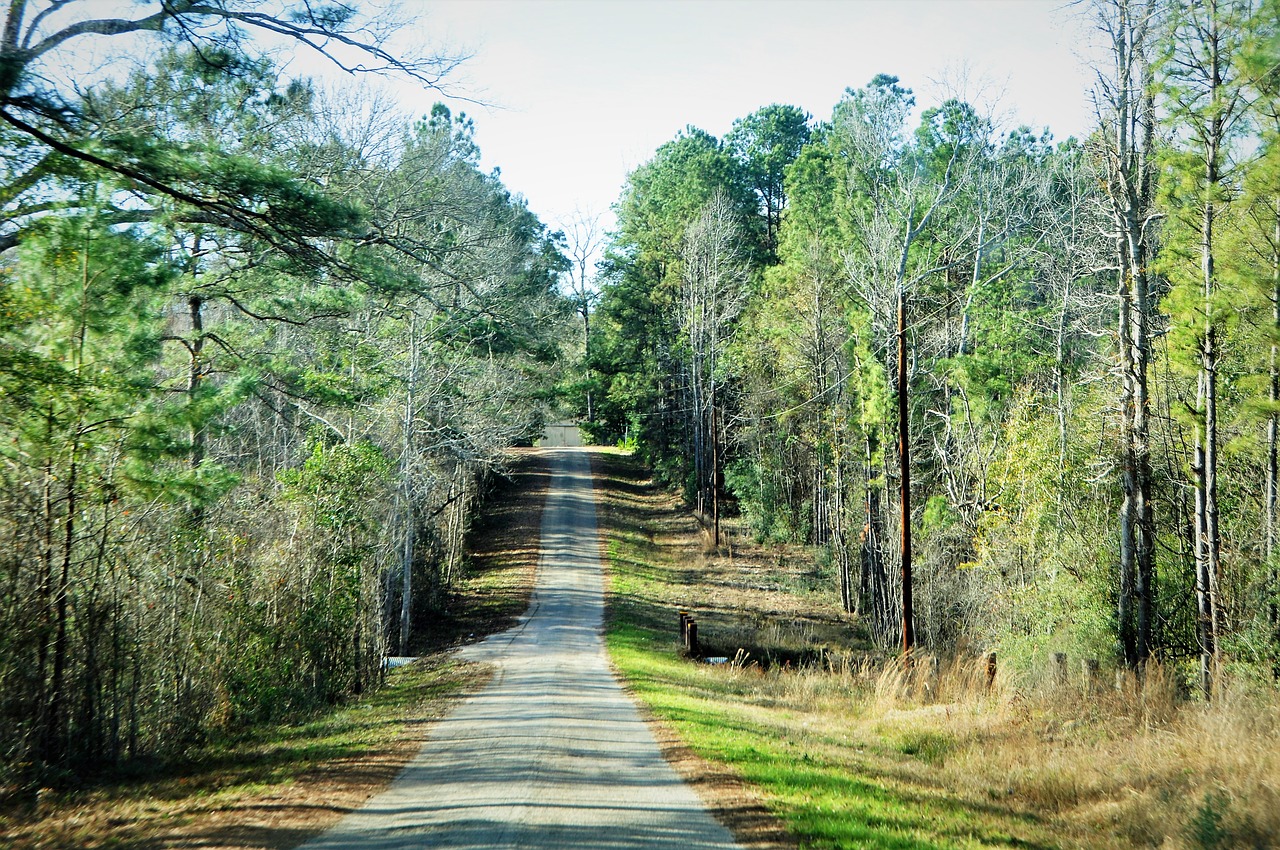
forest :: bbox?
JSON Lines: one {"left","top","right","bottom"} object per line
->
{"left": 0, "top": 2, "right": 573, "bottom": 783}
{"left": 579, "top": 0, "right": 1280, "bottom": 698}
{"left": 3, "top": 0, "right": 1280, "bottom": 799}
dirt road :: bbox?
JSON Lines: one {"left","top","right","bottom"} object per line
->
{"left": 300, "top": 448, "right": 742, "bottom": 849}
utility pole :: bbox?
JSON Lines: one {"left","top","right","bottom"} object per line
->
{"left": 898, "top": 284, "right": 914, "bottom": 658}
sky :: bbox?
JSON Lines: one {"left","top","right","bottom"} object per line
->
{"left": 43, "top": 1, "right": 1101, "bottom": 240}
{"left": 375, "top": 0, "right": 1100, "bottom": 236}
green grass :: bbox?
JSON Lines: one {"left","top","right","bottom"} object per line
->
{"left": 607, "top": 601, "right": 1053, "bottom": 850}
{"left": 199, "top": 657, "right": 478, "bottom": 784}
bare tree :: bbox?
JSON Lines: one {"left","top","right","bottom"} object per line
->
{"left": 681, "top": 192, "right": 748, "bottom": 545}
{"left": 559, "top": 208, "right": 607, "bottom": 348}
{"left": 558, "top": 208, "right": 606, "bottom": 421}
{"left": 1090, "top": 0, "right": 1161, "bottom": 670}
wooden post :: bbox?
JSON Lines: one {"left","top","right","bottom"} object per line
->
{"left": 1083, "top": 658, "right": 1100, "bottom": 694}
{"left": 985, "top": 651, "right": 997, "bottom": 691}
{"left": 686, "top": 621, "right": 700, "bottom": 657}
{"left": 679, "top": 611, "right": 689, "bottom": 643}
{"left": 1051, "top": 652, "right": 1068, "bottom": 687}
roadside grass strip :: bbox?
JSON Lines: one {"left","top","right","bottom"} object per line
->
{"left": 607, "top": 595, "right": 1057, "bottom": 850}
{"left": 0, "top": 659, "right": 481, "bottom": 850}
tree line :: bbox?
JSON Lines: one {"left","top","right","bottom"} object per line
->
{"left": 580, "top": 0, "right": 1280, "bottom": 695}
{"left": 0, "top": 2, "right": 571, "bottom": 783}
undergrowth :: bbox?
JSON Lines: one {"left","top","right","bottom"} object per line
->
{"left": 0, "top": 449, "right": 550, "bottom": 849}
{"left": 0, "top": 659, "right": 481, "bottom": 849}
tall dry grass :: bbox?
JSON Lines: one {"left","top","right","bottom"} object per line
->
{"left": 700, "top": 650, "right": 1280, "bottom": 848}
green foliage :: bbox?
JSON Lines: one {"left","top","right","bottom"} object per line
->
{"left": 914, "top": 99, "right": 993, "bottom": 174}
{"left": 616, "top": 126, "right": 760, "bottom": 271}
{"left": 0, "top": 16, "right": 570, "bottom": 778}
{"left": 725, "top": 458, "right": 808, "bottom": 543}
{"left": 970, "top": 388, "right": 1117, "bottom": 665}
{"left": 281, "top": 437, "right": 394, "bottom": 531}
{"left": 1186, "top": 789, "right": 1233, "bottom": 850}
{"left": 590, "top": 123, "right": 764, "bottom": 478}
{"left": 601, "top": 77, "right": 1170, "bottom": 663}
{"left": 725, "top": 104, "right": 811, "bottom": 255}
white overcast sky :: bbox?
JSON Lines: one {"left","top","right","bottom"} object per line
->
{"left": 378, "top": 0, "right": 1099, "bottom": 236}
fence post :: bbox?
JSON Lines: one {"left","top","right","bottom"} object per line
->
{"left": 1082, "top": 658, "right": 1100, "bottom": 694}
{"left": 1052, "top": 652, "right": 1068, "bottom": 687}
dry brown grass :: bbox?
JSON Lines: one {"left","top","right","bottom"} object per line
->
{"left": 850, "top": 660, "right": 1280, "bottom": 847}
{"left": 699, "top": 614, "right": 1280, "bottom": 847}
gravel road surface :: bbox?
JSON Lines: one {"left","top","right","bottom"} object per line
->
{"left": 301, "top": 447, "right": 742, "bottom": 849}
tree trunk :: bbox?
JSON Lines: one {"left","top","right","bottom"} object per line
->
{"left": 45, "top": 439, "right": 78, "bottom": 766}
{"left": 1118, "top": 243, "right": 1138, "bottom": 667}
{"left": 1194, "top": 37, "right": 1227, "bottom": 694}
{"left": 353, "top": 561, "right": 364, "bottom": 696}
{"left": 33, "top": 442, "right": 55, "bottom": 771}
{"left": 711, "top": 404, "right": 721, "bottom": 547}
{"left": 1268, "top": 206, "right": 1279, "bottom": 663}
{"left": 897, "top": 284, "right": 914, "bottom": 657}
{"left": 1056, "top": 274, "right": 1072, "bottom": 465}
{"left": 1195, "top": 375, "right": 1215, "bottom": 697}
{"left": 1196, "top": 186, "right": 1223, "bottom": 699}
{"left": 399, "top": 508, "right": 414, "bottom": 656}
{"left": 186, "top": 291, "right": 207, "bottom": 527}
{"left": 860, "top": 428, "right": 890, "bottom": 638}
{"left": 1099, "top": 0, "right": 1158, "bottom": 670}
{"left": 1127, "top": 218, "right": 1157, "bottom": 665}
{"left": 398, "top": 313, "right": 419, "bottom": 657}
{"left": 835, "top": 441, "right": 852, "bottom": 613}
{"left": 957, "top": 218, "right": 984, "bottom": 357}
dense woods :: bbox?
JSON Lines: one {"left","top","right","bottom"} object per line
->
{"left": 581, "top": 0, "right": 1280, "bottom": 691}
{"left": 0, "top": 2, "right": 570, "bottom": 783}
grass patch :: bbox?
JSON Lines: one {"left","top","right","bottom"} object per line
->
{"left": 607, "top": 634, "right": 1048, "bottom": 850}
{"left": 595, "top": 449, "right": 1280, "bottom": 850}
